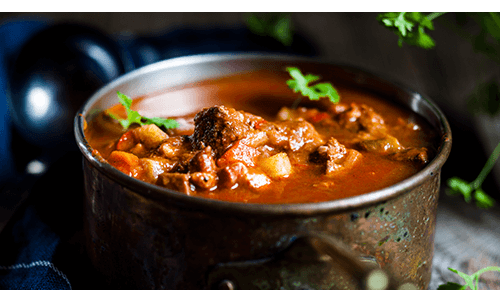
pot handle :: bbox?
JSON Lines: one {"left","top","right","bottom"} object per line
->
{"left": 207, "top": 233, "right": 418, "bottom": 290}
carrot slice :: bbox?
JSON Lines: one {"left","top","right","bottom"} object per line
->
{"left": 116, "top": 131, "right": 137, "bottom": 151}
{"left": 108, "top": 151, "right": 142, "bottom": 178}
{"left": 217, "top": 140, "right": 258, "bottom": 167}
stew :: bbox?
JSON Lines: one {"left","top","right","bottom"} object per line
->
{"left": 85, "top": 69, "right": 438, "bottom": 204}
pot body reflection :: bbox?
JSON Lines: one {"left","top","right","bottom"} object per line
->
{"left": 75, "top": 54, "right": 451, "bottom": 290}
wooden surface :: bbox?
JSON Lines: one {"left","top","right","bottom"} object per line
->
{"left": 430, "top": 189, "right": 500, "bottom": 290}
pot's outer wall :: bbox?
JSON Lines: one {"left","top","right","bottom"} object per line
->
{"left": 84, "top": 157, "right": 440, "bottom": 290}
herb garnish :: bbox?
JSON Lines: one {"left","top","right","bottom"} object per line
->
{"left": 246, "top": 13, "right": 293, "bottom": 47}
{"left": 286, "top": 67, "right": 340, "bottom": 108}
{"left": 438, "top": 266, "right": 500, "bottom": 290}
{"left": 447, "top": 141, "right": 500, "bottom": 208}
{"left": 377, "top": 12, "right": 444, "bottom": 49}
{"left": 378, "top": 12, "right": 500, "bottom": 208}
{"left": 107, "top": 91, "right": 179, "bottom": 130}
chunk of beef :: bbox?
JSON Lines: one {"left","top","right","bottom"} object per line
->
{"left": 190, "top": 172, "right": 217, "bottom": 189}
{"left": 218, "top": 162, "right": 248, "bottom": 188}
{"left": 260, "top": 120, "right": 324, "bottom": 153}
{"left": 192, "top": 106, "right": 266, "bottom": 156}
{"left": 188, "top": 146, "right": 218, "bottom": 190}
{"left": 332, "top": 103, "right": 388, "bottom": 137}
{"left": 390, "top": 147, "right": 429, "bottom": 164}
{"left": 313, "top": 137, "right": 362, "bottom": 176}
{"left": 158, "top": 136, "right": 188, "bottom": 159}
{"left": 189, "top": 146, "right": 216, "bottom": 173}
{"left": 159, "top": 173, "right": 193, "bottom": 195}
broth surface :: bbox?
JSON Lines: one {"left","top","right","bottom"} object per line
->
{"left": 85, "top": 70, "right": 437, "bottom": 203}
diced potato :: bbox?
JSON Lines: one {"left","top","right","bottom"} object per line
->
{"left": 259, "top": 152, "right": 292, "bottom": 179}
{"left": 133, "top": 124, "right": 168, "bottom": 149}
{"left": 108, "top": 151, "right": 141, "bottom": 177}
{"left": 242, "top": 171, "right": 271, "bottom": 190}
{"left": 139, "top": 157, "right": 175, "bottom": 183}
{"left": 358, "top": 135, "right": 403, "bottom": 154}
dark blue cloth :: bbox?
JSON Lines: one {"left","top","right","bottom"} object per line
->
{"left": 0, "top": 206, "right": 71, "bottom": 290}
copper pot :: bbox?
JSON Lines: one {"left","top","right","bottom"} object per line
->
{"left": 74, "top": 53, "right": 452, "bottom": 290}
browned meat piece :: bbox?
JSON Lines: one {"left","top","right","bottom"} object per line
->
{"left": 390, "top": 147, "right": 429, "bottom": 164}
{"left": 358, "top": 135, "right": 403, "bottom": 154}
{"left": 189, "top": 146, "right": 216, "bottom": 173}
{"left": 313, "top": 137, "right": 362, "bottom": 176}
{"left": 190, "top": 172, "right": 217, "bottom": 189}
{"left": 159, "top": 173, "right": 193, "bottom": 195}
{"left": 260, "top": 120, "right": 324, "bottom": 153}
{"left": 188, "top": 146, "right": 218, "bottom": 190}
{"left": 217, "top": 162, "right": 249, "bottom": 188}
{"left": 192, "top": 106, "right": 266, "bottom": 156}
{"left": 333, "top": 103, "right": 388, "bottom": 137}
{"left": 157, "top": 136, "right": 187, "bottom": 159}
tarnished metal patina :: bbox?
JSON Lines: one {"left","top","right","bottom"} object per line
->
{"left": 75, "top": 54, "right": 452, "bottom": 290}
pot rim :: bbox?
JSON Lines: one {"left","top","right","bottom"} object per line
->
{"left": 74, "top": 52, "right": 452, "bottom": 216}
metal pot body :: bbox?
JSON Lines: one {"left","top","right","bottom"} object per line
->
{"left": 75, "top": 53, "right": 452, "bottom": 290}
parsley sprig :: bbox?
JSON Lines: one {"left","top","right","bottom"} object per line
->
{"left": 246, "top": 13, "right": 293, "bottom": 47}
{"left": 286, "top": 67, "right": 340, "bottom": 108}
{"left": 107, "top": 91, "right": 179, "bottom": 130}
{"left": 377, "top": 12, "right": 444, "bottom": 49}
{"left": 438, "top": 266, "right": 500, "bottom": 290}
{"left": 447, "top": 141, "right": 500, "bottom": 208}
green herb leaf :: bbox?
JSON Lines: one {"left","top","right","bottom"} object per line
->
{"left": 467, "top": 80, "right": 500, "bottom": 116}
{"left": 245, "top": 13, "right": 293, "bottom": 47}
{"left": 446, "top": 141, "right": 500, "bottom": 209}
{"left": 437, "top": 282, "right": 467, "bottom": 290}
{"left": 474, "top": 188, "right": 496, "bottom": 208}
{"left": 286, "top": 67, "right": 340, "bottom": 106}
{"left": 108, "top": 91, "right": 179, "bottom": 130}
{"left": 440, "top": 267, "right": 500, "bottom": 290}
{"left": 377, "top": 12, "right": 437, "bottom": 49}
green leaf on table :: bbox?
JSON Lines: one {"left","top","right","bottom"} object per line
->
{"left": 447, "top": 177, "right": 473, "bottom": 202}
{"left": 474, "top": 188, "right": 496, "bottom": 208}
{"left": 437, "top": 282, "right": 467, "bottom": 290}
{"left": 439, "top": 266, "right": 500, "bottom": 290}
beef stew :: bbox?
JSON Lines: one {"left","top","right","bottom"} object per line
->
{"left": 85, "top": 69, "right": 437, "bottom": 204}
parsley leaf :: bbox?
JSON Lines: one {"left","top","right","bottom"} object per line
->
{"left": 286, "top": 67, "right": 340, "bottom": 107}
{"left": 246, "top": 13, "right": 293, "bottom": 47}
{"left": 446, "top": 141, "right": 500, "bottom": 209}
{"left": 438, "top": 267, "right": 500, "bottom": 290}
{"left": 377, "top": 12, "right": 439, "bottom": 49}
{"left": 467, "top": 80, "right": 500, "bottom": 116}
{"left": 107, "top": 91, "right": 179, "bottom": 130}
